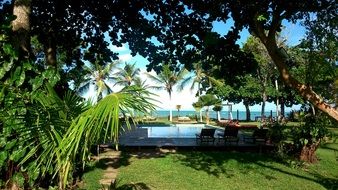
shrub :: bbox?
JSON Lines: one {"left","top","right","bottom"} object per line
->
{"left": 290, "top": 112, "right": 332, "bottom": 163}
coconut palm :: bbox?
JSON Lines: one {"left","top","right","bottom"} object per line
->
{"left": 78, "top": 61, "right": 118, "bottom": 101}
{"left": 114, "top": 62, "right": 141, "bottom": 87}
{"left": 179, "top": 62, "right": 223, "bottom": 122}
{"left": 146, "top": 64, "right": 188, "bottom": 121}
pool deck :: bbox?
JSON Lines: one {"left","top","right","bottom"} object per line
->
{"left": 117, "top": 125, "right": 275, "bottom": 152}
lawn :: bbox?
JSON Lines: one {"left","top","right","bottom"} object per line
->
{"left": 82, "top": 128, "right": 338, "bottom": 190}
{"left": 114, "top": 149, "right": 337, "bottom": 190}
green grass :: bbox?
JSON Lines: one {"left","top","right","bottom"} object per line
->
{"left": 115, "top": 150, "right": 337, "bottom": 190}
{"left": 82, "top": 128, "right": 338, "bottom": 190}
{"left": 79, "top": 160, "right": 105, "bottom": 190}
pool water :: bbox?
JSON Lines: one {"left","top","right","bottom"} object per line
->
{"left": 139, "top": 124, "right": 216, "bottom": 138}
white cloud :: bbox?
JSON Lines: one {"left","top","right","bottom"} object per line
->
{"left": 118, "top": 54, "right": 133, "bottom": 62}
{"left": 138, "top": 69, "right": 199, "bottom": 110}
{"left": 109, "top": 44, "right": 128, "bottom": 52}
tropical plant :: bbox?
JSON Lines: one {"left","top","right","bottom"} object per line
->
{"left": 192, "top": 102, "right": 203, "bottom": 122}
{"left": 78, "top": 61, "right": 118, "bottom": 101}
{"left": 146, "top": 64, "right": 188, "bottom": 121}
{"left": 113, "top": 62, "right": 141, "bottom": 87}
{"left": 19, "top": 84, "right": 89, "bottom": 189}
{"left": 212, "top": 104, "right": 223, "bottom": 121}
{"left": 57, "top": 87, "right": 155, "bottom": 189}
{"left": 196, "top": 94, "right": 221, "bottom": 124}
{"left": 180, "top": 62, "right": 226, "bottom": 122}
{"left": 14, "top": 85, "right": 155, "bottom": 189}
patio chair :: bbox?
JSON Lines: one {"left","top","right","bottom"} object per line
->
{"left": 217, "top": 127, "right": 239, "bottom": 144}
{"left": 243, "top": 128, "right": 269, "bottom": 144}
{"left": 196, "top": 128, "right": 216, "bottom": 144}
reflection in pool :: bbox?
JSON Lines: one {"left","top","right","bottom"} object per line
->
{"left": 139, "top": 124, "right": 217, "bottom": 138}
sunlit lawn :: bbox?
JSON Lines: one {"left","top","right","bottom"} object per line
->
{"left": 82, "top": 128, "right": 338, "bottom": 190}
{"left": 115, "top": 149, "right": 337, "bottom": 190}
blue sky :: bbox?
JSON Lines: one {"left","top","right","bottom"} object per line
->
{"left": 87, "top": 19, "right": 305, "bottom": 112}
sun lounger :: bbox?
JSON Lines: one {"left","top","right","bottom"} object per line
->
{"left": 243, "top": 128, "right": 269, "bottom": 144}
{"left": 217, "top": 127, "right": 239, "bottom": 144}
{"left": 143, "top": 116, "right": 157, "bottom": 121}
{"left": 178, "top": 116, "right": 191, "bottom": 122}
{"left": 239, "top": 125, "right": 258, "bottom": 130}
{"left": 196, "top": 128, "right": 216, "bottom": 144}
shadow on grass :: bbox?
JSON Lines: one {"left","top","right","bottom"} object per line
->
{"left": 82, "top": 143, "right": 338, "bottom": 189}
{"left": 82, "top": 157, "right": 119, "bottom": 175}
{"left": 171, "top": 151, "right": 277, "bottom": 178}
{"left": 172, "top": 150, "right": 338, "bottom": 189}
{"left": 254, "top": 161, "right": 338, "bottom": 190}
{"left": 114, "top": 180, "right": 151, "bottom": 190}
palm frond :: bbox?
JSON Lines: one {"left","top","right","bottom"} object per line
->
{"left": 18, "top": 84, "right": 88, "bottom": 179}
{"left": 178, "top": 75, "right": 192, "bottom": 92}
{"left": 145, "top": 72, "right": 165, "bottom": 84}
{"left": 58, "top": 88, "right": 156, "bottom": 187}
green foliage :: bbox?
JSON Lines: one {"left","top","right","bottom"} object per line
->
{"left": 146, "top": 64, "right": 189, "bottom": 97}
{"left": 197, "top": 94, "right": 221, "bottom": 107}
{"left": 212, "top": 104, "right": 222, "bottom": 112}
{"left": 114, "top": 62, "right": 141, "bottom": 87}
{"left": 58, "top": 87, "right": 155, "bottom": 188}
{"left": 292, "top": 114, "right": 330, "bottom": 147}
{"left": 78, "top": 61, "right": 118, "bottom": 101}
{"left": 280, "top": 112, "right": 334, "bottom": 162}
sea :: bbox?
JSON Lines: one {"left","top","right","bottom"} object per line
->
{"left": 150, "top": 110, "right": 288, "bottom": 121}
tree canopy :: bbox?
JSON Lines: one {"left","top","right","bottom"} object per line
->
{"left": 3, "top": 1, "right": 336, "bottom": 120}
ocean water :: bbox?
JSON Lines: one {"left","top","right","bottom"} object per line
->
{"left": 150, "top": 110, "right": 286, "bottom": 121}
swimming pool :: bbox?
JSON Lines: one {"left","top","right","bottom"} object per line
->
{"left": 139, "top": 124, "right": 218, "bottom": 138}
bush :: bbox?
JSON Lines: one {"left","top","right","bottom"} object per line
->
{"left": 289, "top": 112, "right": 331, "bottom": 163}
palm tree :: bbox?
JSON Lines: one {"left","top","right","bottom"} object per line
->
{"left": 180, "top": 62, "right": 223, "bottom": 122}
{"left": 146, "top": 64, "right": 188, "bottom": 121}
{"left": 113, "top": 62, "right": 141, "bottom": 87}
{"left": 77, "top": 61, "right": 118, "bottom": 101}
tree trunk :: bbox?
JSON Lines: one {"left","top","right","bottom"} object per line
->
{"left": 169, "top": 94, "right": 173, "bottom": 121}
{"left": 44, "top": 32, "right": 57, "bottom": 67}
{"left": 311, "top": 104, "right": 316, "bottom": 115}
{"left": 217, "top": 111, "right": 221, "bottom": 121}
{"left": 205, "top": 106, "right": 209, "bottom": 124}
{"left": 299, "top": 141, "right": 320, "bottom": 163}
{"left": 280, "top": 97, "right": 285, "bottom": 117}
{"left": 244, "top": 101, "right": 251, "bottom": 121}
{"left": 259, "top": 32, "right": 338, "bottom": 122}
{"left": 261, "top": 90, "right": 267, "bottom": 118}
{"left": 11, "top": 0, "right": 32, "bottom": 60}
{"left": 198, "top": 85, "right": 203, "bottom": 122}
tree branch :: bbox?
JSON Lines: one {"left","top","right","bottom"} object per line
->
{"left": 268, "top": 5, "right": 283, "bottom": 41}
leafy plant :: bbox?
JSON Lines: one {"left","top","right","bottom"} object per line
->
{"left": 290, "top": 113, "right": 331, "bottom": 163}
{"left": 196, "top": 94, "right": 221, "bottom": 124}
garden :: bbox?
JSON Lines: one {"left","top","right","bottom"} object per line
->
{"left": 0, "top": 1, "right": 337, "bottom": 190}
